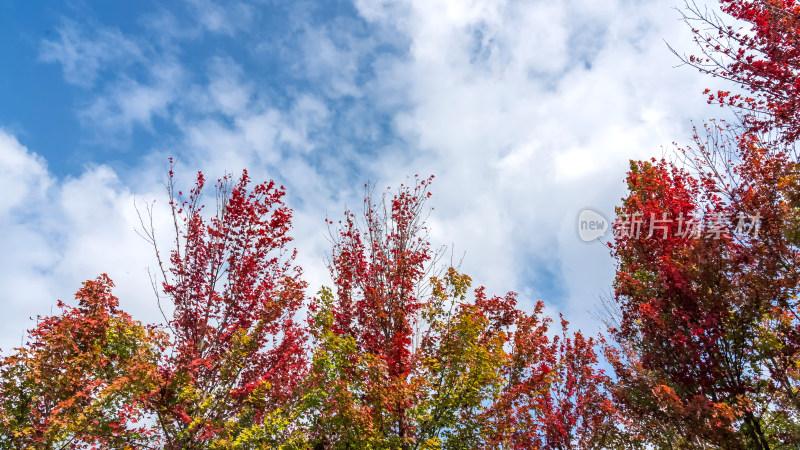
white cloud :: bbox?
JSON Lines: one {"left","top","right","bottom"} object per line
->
{"left": 0, "top": 130, "right": 171, "bottom": 353}
{"left": 39, "top": 20, "right": 143, "bottom": 89}
{"left": 80, "top": 61, "right": 183, "bottom": 140}
{"left": 185, "top": 0, "right": 255, "bottom": 36}
{"left": 353, "top": 0, "right": 731, "bottom": 332}
{"left": 0, "top": 131, "right": 58, "bottom": 345}
{"left": 13, "top": 0, "right": 741, "bottom": 347}
{"left": 0, "top": 131, "right": 50, "bottom": 215}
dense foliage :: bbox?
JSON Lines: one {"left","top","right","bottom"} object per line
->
{"left": 609, "top": 0, "right": 800, "bottom": 448}
{"left": 3, "top": 0, "right": 800, "bottom": 448}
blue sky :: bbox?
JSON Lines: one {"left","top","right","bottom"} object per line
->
{"left": 0, "top": 0, "right": 727, "bottom": 351}
{"left": 1, "top": 0, "right": 397, "bottom": 177}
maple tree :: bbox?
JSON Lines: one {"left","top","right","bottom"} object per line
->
{"left": 0, "top": 274, "right": 166, "bottom": 448}
{"left": 678, "top": 0, "right": 800, "bottom": 142}
{"left": 605, "top": 1, "right": 800, "bottom": 447}
{"left": 302, "top": 177, "right": 616, "bottom": 449}
{"left": 487, "top": 312, "right": 617, "bottom": 449}
{"left": 609, "top": 155, "right": 752, "bottom": 447}
{"left": 607, "top": 128, "right": 800, "bottom": 448}
{"left": 0, "top": 171, "right": 617, "bottom": 449}
{"left": 140, "top": 165, "right": 308, "bottom": 448}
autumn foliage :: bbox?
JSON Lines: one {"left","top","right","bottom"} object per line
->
{"left": 303, "top": 179, "right": 615, "bottom": 448}
{"left": 145, "top": 167, "right": 308, "bottom": 448}
{"left": 0, "top": 174, "right": 615, "bottom": 449}
{"left": 0, "top": 275, "right": 166, "bottom": 448}
{"left": 680, "top": 0, "right": 800, "bottom": 142}
{"left": 606, "top": 0, "right": 800, "bottom": 448}
{"left": 8, "top": 0, "right": 800, "bottom": 448}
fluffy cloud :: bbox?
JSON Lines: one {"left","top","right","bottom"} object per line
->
{"left": 5, "top": 0, "right": 740, "bottom": 356}
{"left": 352, "top": 0, "right": 731, "bottom": 330}
{"left": 80, "top": 61, "right": 184, "bottom": 140}
{"left": 0, "top": 131, "right": 50, "bottom": 214}
{"left": 0, "top": 130, "right": 172, "bottom": 352}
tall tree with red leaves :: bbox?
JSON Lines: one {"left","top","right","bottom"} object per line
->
{"left": 302, "top": 177, "right": 616, "bottom": 449}
{"left": 141, "top": 164, "right": 308, "bottom": 448}
{"left": 606, "top": 0, "right": 800, "bottom": 445}
{"left": 309, "top": 177, "right": 438, "bottom": 448}
{"left": 608, "top": 126, "right": 800, "bottom": 447}
{"left": 488, "top": 313, "right": 617, "bottom": 449}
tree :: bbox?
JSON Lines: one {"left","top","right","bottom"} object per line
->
{"left": 303, "top": 176, "right": 451, "bottom": 449}
{"left": 608, "top": 130, "right": 800, "bottom": 447}
{"left": 678, "top": 0, "right": 800, "bottom": 142}
{"left": 488, "top": 311, "right": 617, "bottom": 449}
{"left": 605, "top": 0, "right": 800, "bottom": 446}
{"left": 302, "top": 177, "right": 616, "bottom": 449}
{"left": 607, "top": 155, "right": 751, "bottom": 448}
{"left": 140, "top": 165, "right": 308, "bottom": 448}
{"left": 0, "top": 274, "right": 167, "bottom": 449}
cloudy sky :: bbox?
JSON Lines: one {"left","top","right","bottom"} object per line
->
{"left": 0, "top": 0, "right": 732, "bottom": 352}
